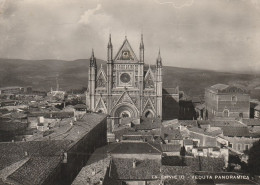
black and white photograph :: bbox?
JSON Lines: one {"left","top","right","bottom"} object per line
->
{"left": 0, "top": 0, "right": 260, "bottom": 184}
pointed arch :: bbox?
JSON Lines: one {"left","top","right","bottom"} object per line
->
{"left": 94, "top": 97, "right": 107, "bottom": 114}
{"left": 144, "top": 67, "right": 155, "bottom": 89}
{"left": 143, "top": 97, "right": 156, "bottom": 115}
{"left": 96, "top": 66, "right": 107, "bottom": 88}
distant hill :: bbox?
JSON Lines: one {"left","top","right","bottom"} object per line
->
{"left": 0, "top": 58, "right": 260, "bottom": 100}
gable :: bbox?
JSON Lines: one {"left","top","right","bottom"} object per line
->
{"left": 114, "top": 91, "right": 136, "bottom": 106}
{"left": 95, "top": 97, "right": 107, "bottom": 113}
{"left": 144, "top": 67, "right": 155, "bottom": 89}
{"left": 96, "top": 66, "right": 107, "bottom": 88}
{"left": 114, "top": 38, "right": 138, "bottom": 62}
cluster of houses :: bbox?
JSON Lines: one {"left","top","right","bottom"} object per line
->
{"left": 0, "top": 83, "right": 260, "bottom": 185}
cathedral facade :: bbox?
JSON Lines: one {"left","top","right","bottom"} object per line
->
{"left": 86, "top": 35, "right": 164, "bottom": 126}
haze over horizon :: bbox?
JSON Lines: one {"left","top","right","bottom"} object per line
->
{"left": 0, "top": 0, "right": 260, "bottom": 72}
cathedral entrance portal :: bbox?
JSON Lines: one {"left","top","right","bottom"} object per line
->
{"left": 111, "top": 103, "right": 139, "bottom": 126}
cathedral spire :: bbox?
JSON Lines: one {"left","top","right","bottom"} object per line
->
{"left": 140, "top": 33, "right": 144, "bottom": 49}
{"left": 156, "top": 48, "right": 162, "bottom": 67}
{"left": 139, "top": 33, "right": 144, "bottom": 63}
{"left": 107, "top": 34, "right": 112, "bottom": 48}
{"left": 107, "top": 34, "right": 113, "bottom": 62}
{"left": 90, "top": 48, "right": 96, "bottom": 67}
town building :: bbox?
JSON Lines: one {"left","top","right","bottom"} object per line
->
{"left": 254, "top": 104, "right": 260, "bottom": 119}
{"left": 0, "top": 86, "right": 24, "bottom": 95}
{"left": 86, "top": 34, "right": 179, "bottom": 129}
{"left": 0, "top": 113, "right": 107, "bottom": 185}
{"left": 205, "top": 84, "right": 250, "bottom": 119}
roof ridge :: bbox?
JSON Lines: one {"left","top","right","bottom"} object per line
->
{"left": 147, "top": 142, "right": 162, "bottom": 153}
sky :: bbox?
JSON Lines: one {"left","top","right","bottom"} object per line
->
{"left": 0, "top": 0, "right": 260, "bottom": 72}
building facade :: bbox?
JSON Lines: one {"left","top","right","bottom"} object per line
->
{"left": 86, "top": 35, "right": 164, "bottom": 127}
{"left": 205, "top": 84, "right": 250, "bottom": 119}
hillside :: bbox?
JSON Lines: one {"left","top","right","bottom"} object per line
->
{"left": 0, "top": 58, "right": 260, "bottom": 99}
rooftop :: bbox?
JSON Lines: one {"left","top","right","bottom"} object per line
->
{"left": 222, "top": 126, "right": 253, "bottom": 137}
{"left": 72, "top": 157, "right": 111, "bottom": 185}
{"left": 242, "top": 119, "right": 260, "bottom": 126}
{"left": 207, "top": 84, "right": 248, "bottom": 94}
{"left": 28, "top": 113, "right": 107, "bottom": 142}
{"left": 161, "top": 127, "right": 183, "bottom": 140}
{"left": 0, "top": 140, "right": 70, "bottom": 185}
{"left": 110, "top": 158, "right": 161, "bottom": 180}
{"left": 110, "top": 142, "right": 162, "bottom": 155}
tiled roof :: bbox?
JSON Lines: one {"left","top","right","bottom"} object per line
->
{"left": 0, "top": 140, "right": 70, "bottom": 185}
{"left": 110, "top": 158, "right": 161, "bottom": 180}
{"left": 178, "top": 120, "right": 198, "bottom": 127}
{"left": 242, "top": 119, "right": 260, "bottom": 126}
{"left": 161, "top": 144, "right": 181, "bottom": 152}
{"left": 110, "top": 142, "right": 161, "bottom": 154}
{"left": 161, "top": 128, "right": 183, "bottom": 140}
{"left": 29, "top": 113, "right": 107, "bottom": 142}
{"left": 184, "top": 139, "right": 193, "bottom": 145}
{"left": 74, "top": 104, "right": 87, "bottom": 109}
{"left": 28, "top": 111, "right": 74, "bottom": 118}
{"left": 72, "top": 157, "right": 111, "bottom": 185}
{"left": 222, "top": 126, "right": 250, "bottom": 137}
{"left": 8, "top": 156, "right": 61, "bottom": 185}
{"left": 198, "top": 120, "right": 245, "bottom": 127}
{"left": 188, "top": 127, "right": 221, "bottom": 137}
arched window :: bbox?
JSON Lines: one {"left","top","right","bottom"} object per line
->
{"left": 145, "top": 111, "right": 153, "bottom": 118}
{"left": 223, "top": 109, "right": 229, "bottom": 117}
{"left": 231, "top": 95, "right": 237, "bottom": 102}
{"left": 121, "top": 112, "right": 130, "bottom": 118}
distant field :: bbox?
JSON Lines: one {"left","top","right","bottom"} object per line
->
{"left": 0, "top": 58, "right": 259, "bottom": 100}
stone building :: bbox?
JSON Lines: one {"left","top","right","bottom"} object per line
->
{"left": 86, "top": 34, "right": 179, "bottom": 128}
{"left": 0, "top": 113, "right": 107, "bottom": 185}
{"left": 205, "top": 84, "right": 250, "bottom": 119}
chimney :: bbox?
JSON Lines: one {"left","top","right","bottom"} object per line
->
{"left": 99, "top": 178, "right": 103, "bottom": 184}
{"left": 25, "top": 151, "right": 28, "bottom": 156}
{"left": 92, "top": 168, "right": 96, "bottom": 175}
{"left": 133, "top": 159, "right": 137, "bottom": 168}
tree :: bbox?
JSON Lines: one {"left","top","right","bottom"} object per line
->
{"left": 248, "top": 140, "right": 260, "bottom": 175}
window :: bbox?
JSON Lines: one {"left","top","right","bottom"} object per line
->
{"left": 231, "top": 95, "right": 237, "bottom": 102}
{"left": 228, "top": 143, "right": 233, "bottom": 148}
{"left": 237, "top": 143, "right": 242, "bottom": 151}
{"left": 223, "top": 109, "right": 229, "bottom": 117}
{"left": 244, "top": 144, "right": 249, "bottom": 150}
{"left": 145, "top": 111, "right": 153, "bottom": 118}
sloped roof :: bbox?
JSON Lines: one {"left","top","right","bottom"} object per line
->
{"left": 161, "top": 144, "right": 181, "bottom": 152}
{"left": 110, "top": 158, "right": 161, "bottom": 180}
{"left": 111, "top": 142, "right": 161, "bottom": 154}
{"left": 161, "top": 128, "right": 183, "bottom": 140}
{"left": 0, "top": 140, "right": 71, "bottom": 184}
{"left": 222, "top": 126, "right": 250, "bottom": 137}
{"left": 254, "top": 105, "right": 260, "bottom": 111}
{"left": 242, "top": 119, "right": 260, "bottom": 126}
